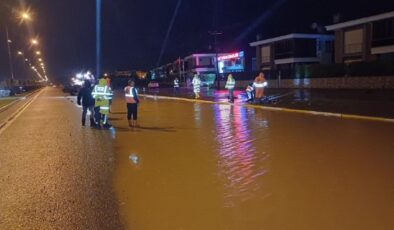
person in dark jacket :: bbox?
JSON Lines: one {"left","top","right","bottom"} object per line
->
{"left": 77, "top": 80, "right": 95, "bottom": 126}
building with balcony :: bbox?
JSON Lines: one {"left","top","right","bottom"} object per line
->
{"left": 250, "top": 33, "right": 334, "bottom": 79}
{"left": 326, "top": 11, "right": 394, "bottom": 63}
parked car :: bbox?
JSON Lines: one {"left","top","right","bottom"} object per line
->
{"left": 148, "top": 81, "right": 159, "bottom": 88}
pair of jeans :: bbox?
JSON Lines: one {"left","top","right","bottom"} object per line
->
{"left": 82, "top": 105, "right": 95, "bottom": 125}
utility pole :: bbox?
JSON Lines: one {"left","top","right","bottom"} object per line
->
{"left": 6, "top": 26, "right": 15, "bottom": 81}
{"left": 209, "top": 31, "right": 222, "bottom": 89}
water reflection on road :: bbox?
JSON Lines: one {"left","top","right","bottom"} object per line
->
{"left": 213, "top": 104, "right": 269, "bottom": 207}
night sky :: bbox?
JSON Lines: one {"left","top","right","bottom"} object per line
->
{"left": 0, "top": 0, "right": 393, "bottom": 82}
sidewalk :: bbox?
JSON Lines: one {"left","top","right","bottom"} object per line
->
{"left": 141, "top": 87, "right": 394, "bottom": 119}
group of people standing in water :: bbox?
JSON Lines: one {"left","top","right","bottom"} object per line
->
{"left": 190, "top": 72, "right": 267, "bottom": 103}
{"left": 77, "top": 72, "right": 267, "bottom": 130}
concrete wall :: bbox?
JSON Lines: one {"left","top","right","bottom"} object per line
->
{"left": 225, "top": 76, "right": 394, "bottom": 89}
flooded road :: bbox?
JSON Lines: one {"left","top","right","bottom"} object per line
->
{"left": 110, "top": 96, "right": 394, "bottom": 230}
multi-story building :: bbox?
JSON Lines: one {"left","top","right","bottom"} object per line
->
{"left": 326, "top": 11, "right": 394, "bottom": 63}
{"left": 250, "top": 33, "right": 334, "bottom": 78}
{"left": 183, "top": 53, "right": 220, "bottom": 86}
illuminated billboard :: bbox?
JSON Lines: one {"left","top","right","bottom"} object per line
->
{"left": 218, "top": 51, "right": 245, "bottom": 74}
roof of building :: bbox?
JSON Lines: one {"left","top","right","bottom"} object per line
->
{"left": 249, "top": 33, "right": 334, "bottom": 47}
{"left": 326, "top": 11, "right": 394, "bottom": 31}
{"left": 183, "top": 53, "right": 217, "bottom": 60}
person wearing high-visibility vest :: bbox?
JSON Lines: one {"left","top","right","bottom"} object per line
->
{"left": 124, "top": 80, "right": 140, "bottom": 128}
{"left": 174, "top": 77, "right": 180, "bottom": 93}
{"left": 253, "top": 72, "right": 267, "bottom": 103}
{"left": 92, "top": 78, "right": 113, "bottom": 128}
{"left": 225, "top": 74, "right": 236, "bottom": 103}
{"left": 192, "top": 74, "right": 201, "bottom": 99}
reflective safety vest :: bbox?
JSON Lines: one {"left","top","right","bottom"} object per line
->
{"left": 92, "top": 85, "right": 112, "bottom": 109}
{"left": 99, "top": 100, "right": 110, "bottom": 115}
{"left": 225, "top": 79, "right": 236, "bottom": 89}
{"left": 124, "top": 86, "right": 138, "bottom": 104}
{"left": 192, "top": 77, "right": 201, "bottom": 93}
{"left": 174, "top": 79, "right": 180, "bottom": 88}
{"left": 253, "top": 82, "right": 267, "bottom": 88}
{"left": 253, "top": 76, "right": 267, "bottom": 88}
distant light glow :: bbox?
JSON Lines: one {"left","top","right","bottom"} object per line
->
{"left": 71, "top": 71, "right": 95, "bottom": 86}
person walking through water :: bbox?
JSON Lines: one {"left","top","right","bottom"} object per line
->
{"left": 192, "top": 74, "right": 201, "bottom": 99}
{"left": 253, "top": 72, "right": 267, "bottom": 103}
{"left": 225, "top": 74, "right": 236, "bottom": 103}
{"left": 124, "top": 80, "right": 140, "bottom": 128}
{"left": 77, "top": 80, "right": 95, "bottom": 127}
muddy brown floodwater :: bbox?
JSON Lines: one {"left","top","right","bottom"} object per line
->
{"left": 109, "top": 96, "right": 394, "bottom": 230}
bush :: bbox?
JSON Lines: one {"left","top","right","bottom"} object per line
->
{"left": 307, "top": 61, "right": 394, "bottom": 78}
{"left": 309, "top": 64, "right": 346, "bottom": 78}
{"left": 347, "top": 60, "right": 394, "bottom": 76}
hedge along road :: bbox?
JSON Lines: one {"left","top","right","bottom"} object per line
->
{"left": 109, "top": 93, "right": 394, "bottom": 230}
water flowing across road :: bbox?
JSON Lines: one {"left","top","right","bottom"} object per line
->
{"left": 110, "top": 95, "right": 394, "bottom": 230}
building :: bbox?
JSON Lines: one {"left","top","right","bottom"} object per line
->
{"left": 250, "top": 33, "right": 334, "bottom": 79}
{"left": 149, "top": 51, "right": 250, "bottom": 86}
{"left": 183, "top": 53, "right": 219, "bottom": 86}
{"left": 326, "top": 11, "right": 394, "bottom": 63}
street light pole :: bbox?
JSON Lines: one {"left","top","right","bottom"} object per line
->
{"left": 96, "top": 0, "right": 102, "bottom": 78}
{"left": 209, "top": 31, "right": 222, "bottom": 89}
{"left": 5, "top": 26, "right": 15, "bottom": 81}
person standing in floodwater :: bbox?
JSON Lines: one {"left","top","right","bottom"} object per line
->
{"left": 124, "top": 80, "right": 140, "bottom": 128}
{"left": 192, "top": 74, "right": 201, "bottom": 99}
{"left": 225, "top": 74, "right": 236, "bottom": 103}
{"left": 254, "top": 72, "right": 266, "bottom": 103}
{"left": 174, "top": 77, "right": 180, "bottom": 94}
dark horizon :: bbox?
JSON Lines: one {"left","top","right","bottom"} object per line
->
{"left": 0, "top": 0, "right": 393, "bottom": 81}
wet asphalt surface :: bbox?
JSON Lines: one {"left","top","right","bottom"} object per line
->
{"left": 0, "top": 87, "right": 123, "bottom": 229}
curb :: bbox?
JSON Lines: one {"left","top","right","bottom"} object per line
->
{"left": 140, "top": 94, "right": 394, "bottom": 123}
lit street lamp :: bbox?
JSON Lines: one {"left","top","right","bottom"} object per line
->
{"left": 21, "top": 12, "right": 31, "bottom": 21}
{"left": 31, "top": 39, "right": 38, "bottom": 45}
